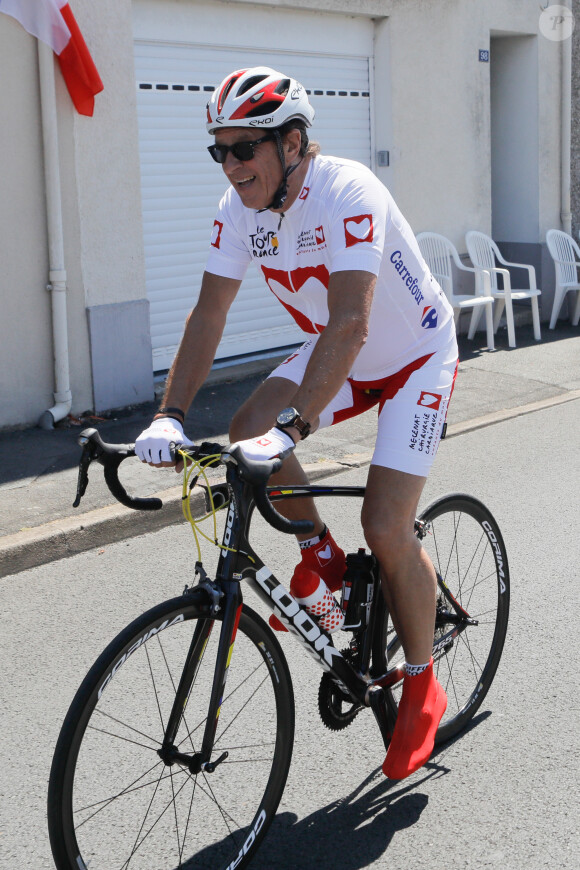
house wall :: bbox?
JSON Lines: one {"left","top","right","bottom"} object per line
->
{"left": 0, "top": 0, "right": 569, "bottom": 428}
{"left": 0, "top": 0, "right": 152, "bottom": 428}
{"left": 571, "top": 0, "right": 580, "bottom": 240}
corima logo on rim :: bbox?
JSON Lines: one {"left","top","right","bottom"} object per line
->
{"left": 344, "top": 214, "right": 374, "bottom": 247}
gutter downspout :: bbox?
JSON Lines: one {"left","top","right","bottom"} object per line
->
{"left": 561, "top": 1, "right": 573, "bottom": 234}
{"left": 37, "top": 39, "right": 72, "bottom": 430}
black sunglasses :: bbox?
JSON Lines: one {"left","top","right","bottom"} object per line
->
{"left": 208, "top": 133, "right": 277, "bottom": 164}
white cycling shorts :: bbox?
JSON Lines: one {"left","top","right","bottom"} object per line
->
{"left": 268, "top": 334, "right": 458, "bottom": 477}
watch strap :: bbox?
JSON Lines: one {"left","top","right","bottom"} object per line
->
{"left": 276, "top": 408, "right": 311, "bottom": 440}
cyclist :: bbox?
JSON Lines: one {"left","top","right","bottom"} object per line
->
{"left": 135, "top": 66, "right": 458, "bottom": 780}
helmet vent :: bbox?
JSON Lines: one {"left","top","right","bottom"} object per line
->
{"left": 238, "top": 74, "right": 268, "bottom": 96}
{"left": 218, "top": 73, "right": 242, "bottom": 112}
{"left": 246, "top": 101, "right": 283, "bottom": 118}
{"left": 274, "top": 79, "right": 291, "bottom": 96}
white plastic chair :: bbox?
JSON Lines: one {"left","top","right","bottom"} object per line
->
{"left": 417, "top": 232, "right": 495, "bottom": 350}
{"left": 465, "top": 231, "right": 542, "bottom": 348}
{"left": 545, "top": 230, "right": 580, "bottom": 329}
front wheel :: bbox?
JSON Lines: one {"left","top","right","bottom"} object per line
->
{"left": 378, "top": 494, "right": 510, "bottom": 743}
{"left": 48, "top": 596, "right": 295, "bottom": 870}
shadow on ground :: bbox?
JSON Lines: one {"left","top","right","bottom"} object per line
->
{"left": 180, "top": 710, "right": 490, "bottom": 870}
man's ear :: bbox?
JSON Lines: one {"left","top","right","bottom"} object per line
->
{"left": 284, "top": 128, "right": 302, "bottom": 160}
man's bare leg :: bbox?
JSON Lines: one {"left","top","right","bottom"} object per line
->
{"left": 361, "top": 464, "right": 446, "bottom": 779}
{"left": 361, "top": 464, "right": 436, "bottom": 664}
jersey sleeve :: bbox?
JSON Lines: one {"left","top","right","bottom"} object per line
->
{"left": 326, "top": 166, "right": 388, "bottom": 276}
{"left": 204, "top": 189, "right": 252, "bottom": 281}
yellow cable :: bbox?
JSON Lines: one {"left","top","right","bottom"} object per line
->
{"left": 178, "top": 450, "right": 238, "bottom": 557}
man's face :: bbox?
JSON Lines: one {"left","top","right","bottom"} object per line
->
{"left": 213, "top": 127, "right": 284, "bottom": 210}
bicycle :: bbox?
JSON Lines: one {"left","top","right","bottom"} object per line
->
{"left": 47, "top": 427, "right": 510, "bottom": 870}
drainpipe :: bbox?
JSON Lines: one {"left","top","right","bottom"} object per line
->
{"left": 560, "top": 1, "right": 572, "bottom": 234}
{"left": 37, "top": 39, "right": 72, "bottom": 430}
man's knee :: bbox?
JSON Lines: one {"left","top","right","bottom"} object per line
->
{"left": 362, "top": 510, "right": 417, "bottom": 567}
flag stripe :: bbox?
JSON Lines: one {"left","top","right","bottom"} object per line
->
{"left": 57, "top": 4, "right": 103, "bottom": 116}
{"left": 0, "top": 0, "right": 103, "bottom": 116}
{"left": 0, "top": 0, "right": 70, "bottom": 53}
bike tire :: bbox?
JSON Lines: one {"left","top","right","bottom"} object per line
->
{"left": 374, "top": 493, "right": 510, "bottom": 744}
{"left": 48, "top": 595, "right": 295, "bottom": 870}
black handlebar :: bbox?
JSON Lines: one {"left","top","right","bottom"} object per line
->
{"left": 225, "top": 445, "right": 314, "bottom": 536}
{"left": 74, "top": 428, "right": 163, "bottom": 511}
{"left": 73, "top": 428, "right": 314, "bottom": 536}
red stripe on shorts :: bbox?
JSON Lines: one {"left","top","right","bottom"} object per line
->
{"left": 352, "top": 352, "right": 435, "bottom": 414}
{"left": 330, "top": 352, "right": 435, "bottom": 425}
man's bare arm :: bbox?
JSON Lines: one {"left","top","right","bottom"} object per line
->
{"left": 289, "top": 269, "right": 376, "bottom": 430}
{"left": 160, "top": 272, "right": 241, "bottom": 415}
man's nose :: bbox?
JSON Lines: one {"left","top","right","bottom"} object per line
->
{"left": 222, "top": 149, "right": 243, "bottom": 172}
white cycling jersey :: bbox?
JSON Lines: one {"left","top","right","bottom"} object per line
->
{"left": 205, "top": 154, "right": 454, "bottom": 381}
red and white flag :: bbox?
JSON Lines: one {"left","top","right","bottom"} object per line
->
{"left": 0, "top": 0, "right": 103, "bottom": 115}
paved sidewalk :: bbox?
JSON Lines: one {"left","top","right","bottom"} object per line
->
{"left": 0, "top": 321, "right": 578, "bottom": 578}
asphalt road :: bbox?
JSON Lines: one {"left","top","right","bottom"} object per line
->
{"left": 0, "top": 398, "right": 578, "bottom": 869}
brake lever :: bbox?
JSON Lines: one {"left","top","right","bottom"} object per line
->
{"left": 73, "top": 444, "right": 93, "bottom": 508}
{"left": 72, "top": 428, "right": 162, "bottom": 512}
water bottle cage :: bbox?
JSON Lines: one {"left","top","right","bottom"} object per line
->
{"left": 341, "top": 550, "right": 376, "bottom": 630}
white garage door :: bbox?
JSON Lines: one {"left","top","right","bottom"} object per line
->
{"left": 135, "top": 37, "right": 373, "bottom": 372}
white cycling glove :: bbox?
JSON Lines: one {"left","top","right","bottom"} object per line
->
{"left": 230, "top": 427, "right": 295, "bottom": 462}
{"left": 135, "top": 417, "right": 194, "bottom": 464}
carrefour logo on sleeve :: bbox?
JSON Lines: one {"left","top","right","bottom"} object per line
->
{"left": 421, "top": 306, "right": 438, "bottom": 329}
{"left": 390, "top": 250, "right": 424, "bottom": 305}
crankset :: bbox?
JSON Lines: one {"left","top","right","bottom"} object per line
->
{"left": 318, "top": 670, "right": 364, "bottom": 731}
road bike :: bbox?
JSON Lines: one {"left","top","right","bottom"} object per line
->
{"left": 47, "top": 428, "right": 510, "bottom": 870}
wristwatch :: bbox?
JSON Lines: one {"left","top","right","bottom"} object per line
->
{"left": 275, "top": 407, "right": 311, "bottom": 440}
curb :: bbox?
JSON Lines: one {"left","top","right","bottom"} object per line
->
{"left": 0, "top": 461, "right": 349, "bottom": 579}
{"left": 445, "top": 388, "right": 580, "bottom": 438}
{"left": 1, "top": 389, "right": 578, "bottom": 580}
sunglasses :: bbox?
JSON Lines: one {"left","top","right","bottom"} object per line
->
{"left": 208, "top": 134, "right": 276, "bottom": 164}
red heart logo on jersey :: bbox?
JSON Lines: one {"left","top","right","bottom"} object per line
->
{"left": 344, "top": 214, "right": 373, "bottom": 247}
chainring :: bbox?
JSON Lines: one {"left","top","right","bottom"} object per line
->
{"left": 318, "top": 670, "right": 364, "bottom": 731}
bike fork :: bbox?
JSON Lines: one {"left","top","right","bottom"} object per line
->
{"left": 159, "top": 581, "right": 243, "bottom": 774}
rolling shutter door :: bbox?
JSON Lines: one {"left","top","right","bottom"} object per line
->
{"left": 135, "top": 43, "right": 372, "bottom": 372}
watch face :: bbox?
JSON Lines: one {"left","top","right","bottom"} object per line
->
{"left": 277, "top": 407, "right": 297, "bottom": 426}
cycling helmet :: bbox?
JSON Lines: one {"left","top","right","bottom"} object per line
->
{"left": 206, "top": 66, "right": 315, "bottom": 134}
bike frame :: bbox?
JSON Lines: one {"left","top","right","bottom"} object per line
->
{"left": 161, "top": 464, "right": 474, "bottom": 770}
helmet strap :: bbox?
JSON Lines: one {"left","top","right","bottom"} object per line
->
{"left": 262, "top": 130, "right": 303, "bottom": 212}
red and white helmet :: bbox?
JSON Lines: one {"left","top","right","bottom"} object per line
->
{"left": 206, "top": 66, "right": 315, "bottom": 134}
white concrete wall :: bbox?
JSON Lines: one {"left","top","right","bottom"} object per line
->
{"left": 0, "top": 18, "right": 55, "bottom": 427}
{"left": 0, "top": 0, "right": 150, "bottom": 428}
{"left": 0, "top": 0, "right": 567, "bottom": 427}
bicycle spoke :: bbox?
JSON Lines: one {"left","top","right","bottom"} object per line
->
{"left": 74, "top": 763, "right": 165, "bottom": 827}
{"left": 214, "top": 671, "right": 271, "bottom": 750}
{"left": 50, "top": 601, "right": 294, "bottom": 870}
{"left": 75, "top": 765, "right": 185, "bottom": 820}
{"left": 91, "top": 706, "right": 162, "bottom": 748}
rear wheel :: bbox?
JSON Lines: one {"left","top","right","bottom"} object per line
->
{"left": 48, "top": 596, "right": 294, "bottom": 870}
{"left": 376, "top": 494, "right": 510, "bottom": 743}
